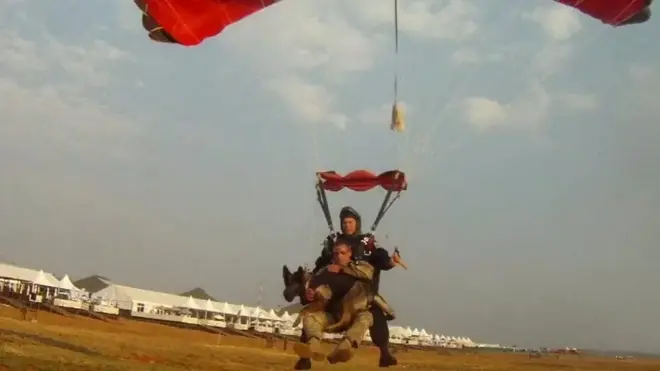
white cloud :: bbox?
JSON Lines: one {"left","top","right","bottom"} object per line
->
{"left": 0, "top": 30, "right": 48, "bottom": 72}
{"left": 629, "top": 63, "right": 656, "bottom": 82}
{"left": 0, "top": 28, "right": 143, "bottom": 158}
{"left": 450, "top": 48, "right": 503, "bottom": 65}
{"left": 531, "top": 43, "right": 575, "bottom": 79}
{"left": 225, "top": 0, "right": 481, "bottom": 128}
{"left": 462, "top": 83, "right": 598, "bottom": 132}
{"left": 223, "top": 1, "right": 378, "bottom": 128}
{"left": 47, "top": 38, "right": 131, "bottom": 87}
{"left": 267, "top": 75, "right": 348, "bottom": 129}
{"left": 115, "top": 0, "right": 141, "bottom": 32}
{"left": 460, "top": 4, "right": 592, "bottom": 133}
{"left": 0, "top": 78, "right": 142, "bottom": 158}
{"left": 397, "top": 0, "right": 479, "bottom": 40}
{"left": 526, "top": 5, "right": 582, "bottom": 41}
{"left": 451, "top": 49, "right": 480, "bottom": 65}
{"left": 556, "top": 93, "right": 599, "bottom": 111}
{"left": 1, "top": 29, "right": 130, "bottom": 87}
{"left": 350, "top": 0, "right": 479, "bottom": 40}
{"left": 624, "top": 63, "right": 660, "bottom": 118}
{"left": 462, "top": 97, "right": 508, "bottom": 131}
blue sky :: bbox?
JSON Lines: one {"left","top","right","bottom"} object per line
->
{"left": 1, "top": 0, "right": 658, "bottom": 352}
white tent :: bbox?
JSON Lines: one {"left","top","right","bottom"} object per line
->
{"left": 184, "top": 296, "right": 199, "bottom": 310}
{"left": 215, "top": 302, "right": 234, "bottom": 315}
{"left": 202, "top": 299, "right": 216, "bottom": 312}
{"left": 58, "top": 274, "right": 80, "bottom": 291}
{"left": 0, "top": 263, "right": 58, "bottom": 285}
{"left": 33, "top": 270, "right": 58, "bottom": 287}
{"left": 388, "top": 326, "right": 406, "bottom": 337}
{"left": 236, "top": 305, "right": 251, "bottom": 318}
{"left": 267, "top": 309, "right": 281, "bottom": 321}
{"left": 250, "top": 306, "right": 270, "bottom": 320}
{"left": 279, "top": 311, "right": 293, "bottom": 322}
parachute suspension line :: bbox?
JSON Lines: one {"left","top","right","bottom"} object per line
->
{"left": 370, "top": 190, "right": 402, "bottom": 233}
{"left": 369, "top": 171, "right": 404, "bottom": 233}
{"left": 315, "top": 178, "right": 334, "bottom": 234}
{"left": 393, "top": 0, "right": 399, "bottom": 104}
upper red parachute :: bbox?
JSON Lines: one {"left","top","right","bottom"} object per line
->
{"left": 134, "top": 0, "right": 279, "bottom": 46}
{"left": 317, "top": 170, "right": 407, "bottom": 192}
{"left": 135, "top": 0, "right": 652, "bottom": 47}
{"left": 556, "top": 0, "right": 652, "bottom": 26}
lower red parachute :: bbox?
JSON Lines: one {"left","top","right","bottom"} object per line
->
{"left": 317, "top": 170, "right": 407, "bottom": 192}
{"left": 315, "top": 170, "right": 407, "bottom": 233}
{"left": 134, "top": 0, "right": 278, "bottom": 46}
{"left": 556, "top": 0, "right": 652, "bottom": 26}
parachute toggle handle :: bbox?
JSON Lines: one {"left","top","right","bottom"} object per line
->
{"left": 393, "top": 247, "right": 408, "bottom": 270}
{"left": 390, "top": 101, "right": 405, "bottom": 132}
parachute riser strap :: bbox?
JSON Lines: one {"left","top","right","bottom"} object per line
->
{"left": 369, "top": 191, "right": 402, "bottom": 233}
{"left": 315, "top": 182, "right": 334, "bottom": 233}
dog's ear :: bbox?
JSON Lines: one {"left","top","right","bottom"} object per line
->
{"left": 282, "top": 265, "right": 292, "bottom": 284}
{"left": 297, "top": 266, "right": 305, "bottom": 275}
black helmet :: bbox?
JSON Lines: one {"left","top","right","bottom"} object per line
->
{"left": 339, "top": 206, "right": 362, "bottom": 234}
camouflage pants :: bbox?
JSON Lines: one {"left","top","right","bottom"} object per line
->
{"left": 302, "top": 310, "right": 374, "bottom": 344}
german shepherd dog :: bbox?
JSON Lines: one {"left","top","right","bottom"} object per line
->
{"left": 282, "top": 265, "right": 373, "bottom": 332}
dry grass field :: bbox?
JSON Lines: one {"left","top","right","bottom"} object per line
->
{"left": 0, "top": 306, "right": 657, "bottom": 371}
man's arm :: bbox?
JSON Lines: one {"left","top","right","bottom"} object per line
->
{"left": 342, "top": 261, "right": 374, "bottom": 281}
{"left": 308, "top": 269, "right": 331, "bottom": 289}
{"left": 364, "top": 236, "right": 397, "bottom": 271}
{"left": 369, "top": 247, "right": 396, "bottom": 271}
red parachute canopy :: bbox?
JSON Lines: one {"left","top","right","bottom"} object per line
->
{"left": 317, "top": 170, "right": 407, "bottom": 192}
{"left": 556, "top": 0, "right": 652, "bottom": 26}
{"left": 134, "top": 0, "right": 279, "bottom": 46}
{"left": 135, "top": 0, "right": 651, "bottom": 47}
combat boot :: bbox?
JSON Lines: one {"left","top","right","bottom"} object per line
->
{"left": 327, "top": 338, "right": 354, "bottom": 364}
{"left": 379, "top": 353, "right": 398, "bottom": 367}
{"left": 293, "top": 337, "right": 326, "bottom": 362}
{"left": 293, "top": 358, "right": 311, "bottom": 370}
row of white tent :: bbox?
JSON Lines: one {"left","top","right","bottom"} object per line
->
{"left": 0, "top": 262, "right": 480, "bottom": 347}
{"left": 91, "top": 283, "right": 480, "bottom": 346}
{"left": 0, "top": 262, "right": 81, "bottom": 292}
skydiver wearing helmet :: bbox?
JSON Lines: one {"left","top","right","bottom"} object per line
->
{"left": 311, "top": 206, "right": 400, "bottom": 368}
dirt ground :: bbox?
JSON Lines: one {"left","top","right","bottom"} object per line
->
{"left": 0, "top": 306, "right": 657, "bottom": 371}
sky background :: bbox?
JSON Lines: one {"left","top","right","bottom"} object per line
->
{"left": 1, "top": 0, "right": 658, "bottom": 352}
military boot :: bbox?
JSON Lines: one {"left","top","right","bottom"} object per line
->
{"left": 293, "top": 358, "right": 311, "bottom": 370}
{"left": 326, "top": 338, "right": 354, "bottom": 364}
{"left": 379, "top": 353, "right": 398, "bottom": 367}
{"left": 293, "top": 337, "right": 326, "bottom": 362}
